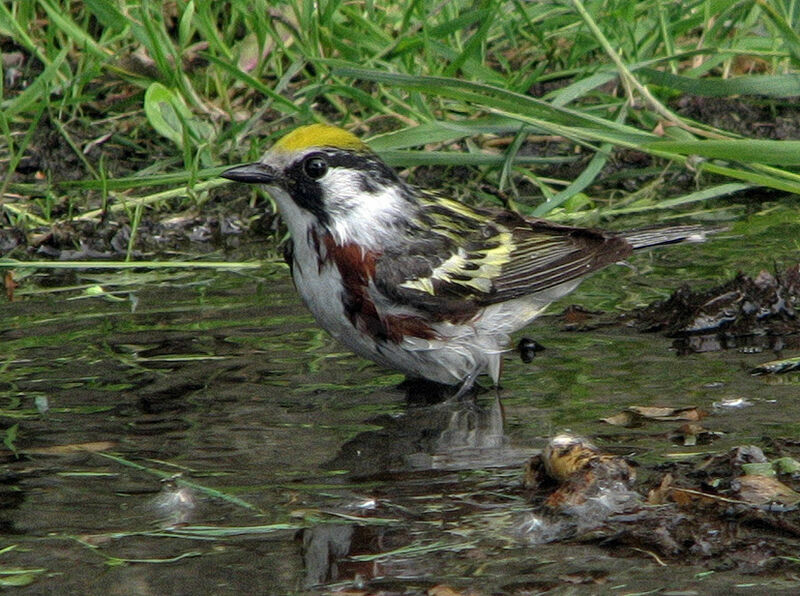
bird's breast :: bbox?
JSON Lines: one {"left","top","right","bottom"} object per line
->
{"left": 292, "top": 230, "right": 439, "bottom": 345}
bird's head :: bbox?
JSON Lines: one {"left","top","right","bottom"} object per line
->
{"left": 222, "top": 124, "right": 413, "bottom": 247}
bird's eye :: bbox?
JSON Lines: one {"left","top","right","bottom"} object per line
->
{"left": 303, "top": 156, "right": 328, "bottom": 179}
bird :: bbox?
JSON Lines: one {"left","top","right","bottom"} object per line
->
{"left": 221, "top": 123, "right": 708, "bottom": 397}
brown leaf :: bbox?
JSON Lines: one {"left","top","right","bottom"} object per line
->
{"left": 558, "top": 570, "right": 608, "bottom": 585}
{"left": 4, "top": 271, "right": 17, "bottom": 301}
{"left": 669, "top": 422, "right": 722, "bottom": 446}
{"left": 428, "top": 585, "right": 480, "bottom": 596}
{"left": 601, "top": 411, "right": 642, "bottom": 427}
{"left": 647, "top": 473, "right": 674, "bottom": 505}
{"left": 629, "top": 405, "right": 705, "bottom": 421}
{"left": 671, "top": 488, "right": 701, "bottom": 507}
{"left": 733, "top": 474, "right": 800, "bottom": 507}
{"left": 602, "top": 405, "right": 705, "bottom": 427}
{"left": 21, "top": 441, "right": 117, "bottom": 455}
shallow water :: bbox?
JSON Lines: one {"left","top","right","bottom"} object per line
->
{"left": 1, "top": 210, "right": 800, "bottom": 594}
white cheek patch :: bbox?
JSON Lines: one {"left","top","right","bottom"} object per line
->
{"left": 321, "top": 168, "right": 365, "bottom": 212}
{"left": 322, "top": 168, "right": 408, "bottom": 248}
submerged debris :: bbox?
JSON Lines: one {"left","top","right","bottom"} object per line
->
{"left": 601, "top": 405, "right": 706, "bottom": 427}
{"left": 520, "top": 435, "right": 800, "bottom": 571}
{"left": 521, "top": 434, "right": 639, "bottom": 543}
{"left": 635, "top": 264, "right": 800, "bottom": 354}
{"left": 529, "top": 433, "right": 637, "bottom": 509}
{"left": 751, "top": 355, "right": 800, "bottom": 375}
{"left": 517, "top": 337, "right": 546, "bottom": 363}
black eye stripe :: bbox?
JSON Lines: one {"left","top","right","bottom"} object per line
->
{"left": 279, "top": 148, "right": 406, "bottom": 226}
{"left": 290, "top": 149, "right": 398, "bottom": 184}
{"left": 322, "top": 151, "right": 398, "bottom": 185}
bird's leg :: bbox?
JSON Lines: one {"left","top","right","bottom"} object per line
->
{"left": 490, "top": 389, "right": 506, "bottom": 436}
{"left": 493, "top": 384, "right": 505, "bottom": 423}
{"left": 449, "top": 367, "right": 482, "bottom": 402}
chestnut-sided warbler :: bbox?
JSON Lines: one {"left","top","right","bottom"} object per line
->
{"left": 222, "top": 124, "right": 707, "bottom": 395}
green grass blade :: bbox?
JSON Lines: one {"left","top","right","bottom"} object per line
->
{"left": 95, "top": 452, "right": 261, "bottom": 512}
{"left": 332, "top": 65, "right": 656, "bottom": 136}
{"left": 643, "top": 139, "right": 800, "bottom": 166}
{"left": 203, "top": 53, "right": 306, "bottom": 115}
{"left": 38, "top": 0, "right": 110, "bottom": 62}
{"left": 601, "top": 182, "right": 753, "bottom": 216}
{"left": 0, "top": 259, "right": 262, "bottom": 270}
{"left": 640, "top": 69, "right": 800, "bottom": 97}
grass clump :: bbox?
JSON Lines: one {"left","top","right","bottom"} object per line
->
{"left": 0, "top": 0, "right": 798, "bottom": 262}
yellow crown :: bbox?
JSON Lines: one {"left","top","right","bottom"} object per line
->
{"left": 273, "top": 123, "right": 370, "bottom": 153}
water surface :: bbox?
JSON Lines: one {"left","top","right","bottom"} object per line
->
{"left": 2, "top": 211, "right": 799, "bottom": 593}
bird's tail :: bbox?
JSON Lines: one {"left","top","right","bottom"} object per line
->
{"left": 620, "top": 224, "right": 719, "bottom": 251}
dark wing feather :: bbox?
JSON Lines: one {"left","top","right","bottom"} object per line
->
{"left": 486, "top": 216, "right": 632, "bottom": 303}
{"left": 372, "top": 202, "right": 633, "bottom": 318}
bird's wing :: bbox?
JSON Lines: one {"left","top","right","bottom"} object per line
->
{"left": 487, "top": 214, "right": 633, "bottom": 303}
{"left": 373, "top": 202, "right": 632, "bottom": 319}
